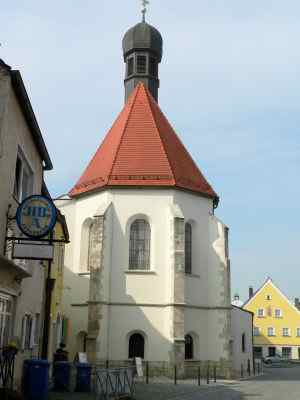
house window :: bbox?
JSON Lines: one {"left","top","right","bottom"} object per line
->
{"left": 127, "top": 57, "right": 134, "bottom": 76}
{"left": 21, "top": 314, "right": 33, "bottom": 350}
{"left": 266, "top": 295, "right": 272, "bottom": 300}
{"left": 129, "top": 219, "right": 151, "bottom": 270}
{"left": 136, "top": 55, "right": 147, "bottom": 74}
{"left": 282, "top": 347, "right": 292, "bottom": 359}
{"left": 268, "top": 347, "right": 276, "bottom": 357}
{"left": 185, "top": 334, "right": 194, "bottom": 360}
{"left": 149, "top": 57, "right": 158, "bottom": 77}
{"left": 254, "top": 347, "right": 263, "bottom": 359}
{"left": 128, "top": 333, "right": 145, "bottom": 359}
{"left": 296, "top": 328, "right": 300, "bottom": 337}
{"left": 242, "top": 333, "right": 246, "bottom": 352}
{"left": 253, "top": 327, "right": 260, "bottom": 336}
{"left": 13, "top": 151, "right": 33, "bottom": 202}
{"left": 185, "top": 223, "right": 192, "bottom": 274}
{"left": 0, "top": 294, "right": 14, "bottom": 348}
{"left": 282, "top": 328, "right": 290, "bottom": 337}
{"left": 257, "top": 309, "right": 265, "bottom": 318}
{"left": 267, "top": 327, "right": 275, "bottom": 337}
{"left": 275, "top": 309, "right": 282, "bottom": 318}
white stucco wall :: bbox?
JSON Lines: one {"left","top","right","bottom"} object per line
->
{"left": 231, "top": 306, "right": 253, "bottom": 377}
{"left": 57, "top": 188, "right": 231, "bottom": 364}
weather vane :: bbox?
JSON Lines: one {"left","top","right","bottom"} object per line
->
{"left": 141, "top": 0, "right": 150, "bottom": 22}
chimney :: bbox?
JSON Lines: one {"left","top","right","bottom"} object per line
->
{"left": 249, "top": 286, "right": 254, "bottom": 299}
{"left": 295, "top": 298, "right": 300, "bottom": 311}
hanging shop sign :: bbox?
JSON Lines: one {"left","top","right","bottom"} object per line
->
{"left": 16, "top": 195, "right": 57, "bottom": 239}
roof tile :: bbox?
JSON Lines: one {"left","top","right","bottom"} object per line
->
{"left": 69, "top": 83, "right": 217, "bottom": 199}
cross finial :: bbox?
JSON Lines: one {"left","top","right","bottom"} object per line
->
{"left": 141, "top": 0, "right": 150, "bottom": 22}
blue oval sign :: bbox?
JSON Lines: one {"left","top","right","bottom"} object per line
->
{"left": 16, "top": 195, "right": 57, "bottom": 239}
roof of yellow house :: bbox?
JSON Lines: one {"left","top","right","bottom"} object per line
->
{"left": 243, "top": 277, "right": 300, "bottom": 316}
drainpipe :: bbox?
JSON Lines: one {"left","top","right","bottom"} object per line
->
{"left": 41, "top": 234, "right": 55, "bottom": 359}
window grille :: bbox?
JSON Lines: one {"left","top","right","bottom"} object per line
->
{"left": 129, "top": 219, "right": 150, "bottom": 270}
{"left": 21, "top": 315, "right": 33, "bottom": 350}
{"left": 128, "top": 333, "right": 145, "bottom": 359}
{"left": 185, "top": 223, "right": 192, "bottom": 274}
{"left": 136, "top": 55, "right": 147, "bottom": 74}
{"left": 0, "top": 294, "right": 13, "bottom": 348}
{"left": 185, "top": 334, "right": 194, "bottom": 360}
{"left": 127, "top": 57, "right": 134, "bottom": 76}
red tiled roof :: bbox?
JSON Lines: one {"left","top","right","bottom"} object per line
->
{"left": 69, "top": 83, "right": 217, "bottom": 200}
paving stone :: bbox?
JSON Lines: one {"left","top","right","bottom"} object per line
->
{"left": 48, "top": 365, "right": 300, "bottom": 400}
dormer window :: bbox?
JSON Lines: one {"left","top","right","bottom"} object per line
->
{"left": 137, "top": 55, "right": 147, "bottom": 74}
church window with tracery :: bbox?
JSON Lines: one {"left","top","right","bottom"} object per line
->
{"left": 185, "top": 223, "right": 192, "bottom": 274}
{"left": 129, "top": 219, "right": 150, "bottom": 270}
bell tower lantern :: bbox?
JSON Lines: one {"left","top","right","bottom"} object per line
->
{"left": 122, "top": 21, "right": 163, "bottom": 102}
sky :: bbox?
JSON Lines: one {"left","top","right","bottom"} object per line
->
{"left": 1, "top": 1, "right": 299, "bottom": 301}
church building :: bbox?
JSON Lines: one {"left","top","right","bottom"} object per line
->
{"left": 57, "top": 16, "right": 233, "bottom": 376}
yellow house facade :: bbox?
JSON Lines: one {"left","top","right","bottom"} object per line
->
{"left": 243, "top": 278, "right": 300, "bottom": 360}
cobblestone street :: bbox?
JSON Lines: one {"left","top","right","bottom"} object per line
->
{"left": 49, "top": 365, "right": 300, "bottom": 400}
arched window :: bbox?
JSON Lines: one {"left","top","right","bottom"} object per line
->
{"left": 185, "top": 334, "right": 194, "bottom": 360}
{"left": 128, "top": 333, "right": 145, "bottom": 359}
{"left": 185, "top": 223, "right": 192, "bottom": 274}
{"left": 129, "top": 219, "right": 150, "bottom": 270}
{"left": 80, "top": 219, "right": 93, "bottom": 272}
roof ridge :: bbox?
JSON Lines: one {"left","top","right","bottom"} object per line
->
{"left": 108, "top": 85, "right": 141, "bottom": 182}
{"left": 143, "top": 85, "right": 175, "bottom": 184}
{"left": 145, "top": 85, "right": 215, "bottom": 195}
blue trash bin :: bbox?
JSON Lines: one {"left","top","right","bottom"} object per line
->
{"left": 53, "top": 361, "right": 71, "bottom": 391}
{"left": 75, "top": 363, "right": 92, "bottom": 392}
{"left": 22, "top": 359, "right": 50, "bottom": 400}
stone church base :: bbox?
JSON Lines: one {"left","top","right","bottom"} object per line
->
{"left": 92, "top": 359, "right": 233, "bottom": 380}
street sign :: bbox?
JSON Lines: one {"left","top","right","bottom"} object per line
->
{"left": 12, "top": 243, "right": 54, "bottom": 260}
{"left": 16, "top": 195, "right": 57, "bottom": 239}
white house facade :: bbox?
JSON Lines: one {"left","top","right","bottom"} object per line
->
{"left": 231, "top": 306, "right": 253, "bottom": 377}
